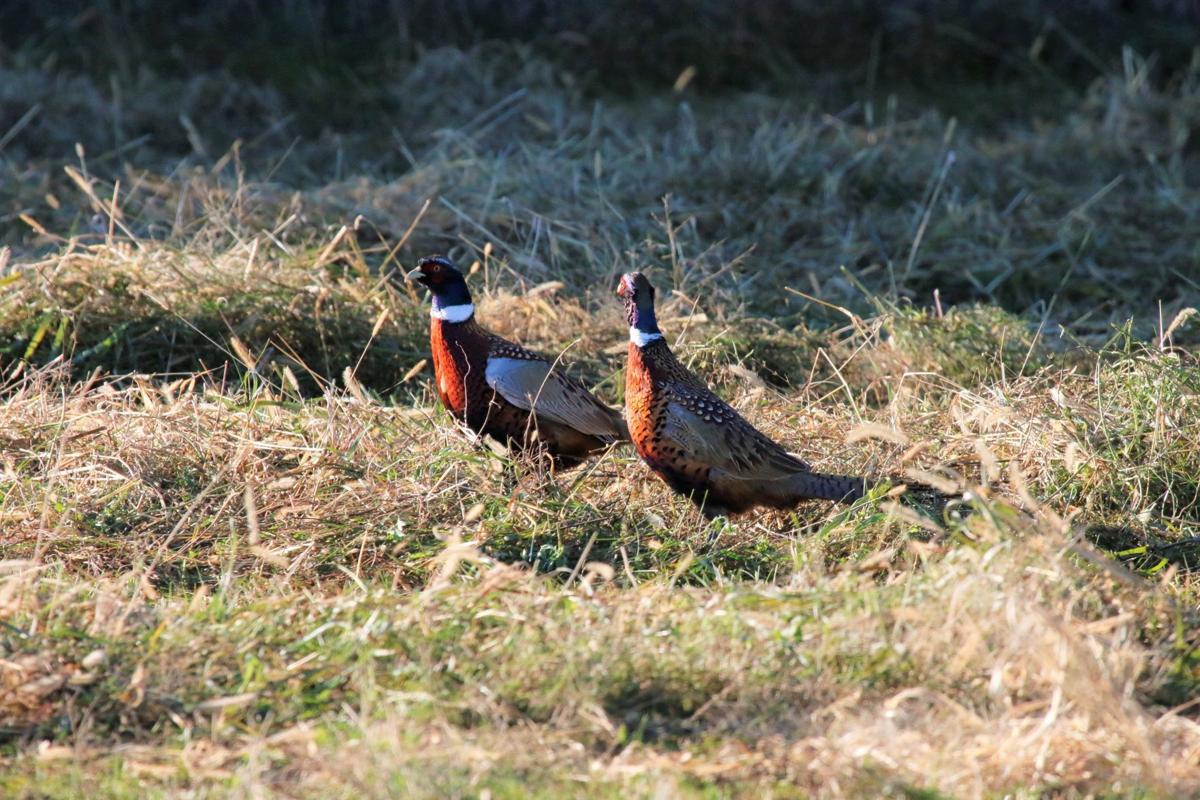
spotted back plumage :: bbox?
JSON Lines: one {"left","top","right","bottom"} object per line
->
{"left": 619, "top": 271, "right": 864, "bottom": 515}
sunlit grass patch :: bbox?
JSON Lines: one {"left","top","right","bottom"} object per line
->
{"left": 885, "top": 303, "right": 1047, "bottom": 387}
{"left": 1049, "top": 338, "right": 1200, "bottom": 521}
{"left": 3, "top": 500, "right": 1200, "bottom": 796}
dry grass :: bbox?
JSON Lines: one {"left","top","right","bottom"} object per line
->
{"left": 4, "top": 6, "right": 1200, "bottom": 798}
{"left": 4, "top": 297, "right": 1200, "bottom": 797}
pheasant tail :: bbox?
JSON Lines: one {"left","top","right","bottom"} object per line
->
{"left": 784, "top": 471, "right": 866, "bottom": 503}
{"left": 706, "top": 469, "right": 865, "bottom": 512}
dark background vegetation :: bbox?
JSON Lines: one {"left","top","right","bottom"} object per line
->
{"left": 5, "top": 0, "right": 1199, "bottom": 156}
{"left": 6, "top": 1, "right": 1199, "bottom": 94}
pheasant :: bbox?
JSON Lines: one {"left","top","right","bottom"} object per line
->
{"left": 617, "top": 271, "right": 866, "bottom": 517}
{"left": 404, "top": 255, "right": 628, "bottom": 468}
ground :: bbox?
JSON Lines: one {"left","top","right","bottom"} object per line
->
{"left": 2, "top": 4, "right": 1200, "bottom": 798}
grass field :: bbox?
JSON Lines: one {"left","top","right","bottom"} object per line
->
{"left": 3, "top": 3, "right": 1200, "bottom": 797}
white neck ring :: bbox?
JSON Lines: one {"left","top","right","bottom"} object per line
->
{"left": 431, "top": 303, "right": 475, "bottom": 323}
{"left": 629, "top": 327, "right": 664, "bottom": 347}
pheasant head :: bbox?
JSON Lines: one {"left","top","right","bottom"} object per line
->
{"left": 616, "top": 272, "right": 663, "bottom": 347}
{"left": 406, "top": 255, "right": 475, "bottom": 322}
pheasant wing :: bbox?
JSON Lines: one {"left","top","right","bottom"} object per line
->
{"left": 661, "top": 390, "right": 811, "bottom": 479}
{"left": 485, "top": 355, "right": 624, "bottom": 441}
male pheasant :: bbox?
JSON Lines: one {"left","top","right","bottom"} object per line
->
{"left": 404, "top": 255, "right": 628, "bottom": 468}
{"left": 617, "top": 272, "right": 865, "bottom": 517}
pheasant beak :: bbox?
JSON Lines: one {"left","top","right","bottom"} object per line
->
{"left": 405, "top": 267, "right": 426, "bottom": 283}
{"left": 616, "top": 274, "right": 634, "bottom": 299}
